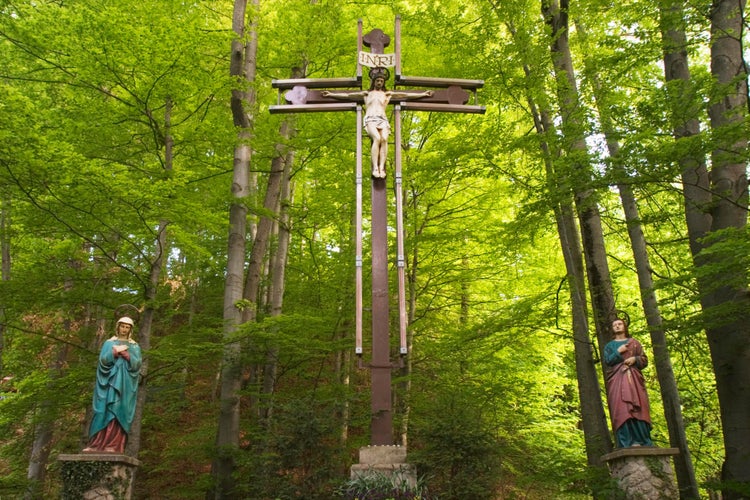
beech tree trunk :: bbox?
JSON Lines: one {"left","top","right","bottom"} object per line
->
{"left": 659, "top": 4, "right": 713, "bottom": 497}
{"left": 702, "top": 0, "right": 750, "bottom": 494}
{"left": 0, "top": 193, "right": 8, "bottom": 376}
{"left": 240, "top": 104, "right": 288, "bottom": 363}
{"left": 556, "top": 200, "right": 613, "bottom": 474}
{"left": 660, "top": 2, "right": 711, "bottom": 254}
{"left": 542, "top": 0, "right": 616, "bottom": 360}
{"left": 663, "top": 0, "right": 750, "bottom": 495}
{"left": 525, "top": 66, "right": 612, "bottom": 490}
{"left": 212, "top": 1, "right": 258, "bottom": 497}
{"left": 25, "top": 341, "right": 68, "bottom": 499}
{"left": 397, "top": 178, "right": 429, "bottom": 448}
{"left": 259, "top": 95, "right": 297, "bottom": 423}
{"left": 504, "top": 6, "right": 614, "bottom": 489}
{"left": 126, "top": 96, "right": 172, "bottom": 460}
{"left": 540, "top": 2, "right": 620, "bottom": 492}
{"left": 618, "top": 183, "right": 699, "bottom": 498}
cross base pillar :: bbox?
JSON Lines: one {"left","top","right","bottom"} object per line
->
{"left": 601, "top": 447, "right": 679, "bottom": 499}
{"left": 58, "top": 453, "right": 140, "bottom": 500}
{"left": 350, "top": 445, "right": 416, "bottom": 489}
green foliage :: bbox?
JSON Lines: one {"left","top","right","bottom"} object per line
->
{"left": 336, "top": 470, "right": 432, "bottom": 500}
{"left": 232, "top": 397, "right": 350, "bottom": 499}
{"left": 409, "top": 392, "right": 503, "bottom": 500}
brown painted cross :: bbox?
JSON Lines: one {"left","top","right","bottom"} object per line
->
{"left": 270, "top": 17, "right": 484, "bottom": 446}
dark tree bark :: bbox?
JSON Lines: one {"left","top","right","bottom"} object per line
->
{"left": 658, "top": 4, "right": 714, "bottom": 497}
{"left": 126, "top": 96, "right": 172, "bottom": 460}
{"left": 259, "top": 79, "right": 298, "bottom": 423}
{"left": 702, "top": 0, "right": 750, "bottom": 495}
{"left": 495, "top": 6, "right": 613, "bottom": 490}
{"left": 536, "top": 102, "right": 613, "bottom": 482}
{"left": 662, "top": 0, "right": 750, "bottom": 495}
{"left": 521, "top": 53, "right": 613, "bottom": 490}
{"left": 541, "top": 0, "right": 616, "bottom": 360}
{"left": 610, "top": 157, "right": 700, "bottom": 498}
{"left": 540, "top": 1, "right": 632, "bottom": 493}
{"left": 660, "top": 1, "right": 711, "bottom": 255}
{"left": 618, "top": 184, "right": 699, "bottom": 500}
{"left": 0, "top": 192, "right": 9, "bottom": 376}
{"left": 25, "top": 342, "right": 69, "bottom": 499}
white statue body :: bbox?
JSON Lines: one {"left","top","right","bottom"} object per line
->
{"left": 323, "top": 75, "right": 432, "bottom": 178}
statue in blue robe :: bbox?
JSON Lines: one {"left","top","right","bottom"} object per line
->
{"left": 83, "top": 317, "right": 141, "bottom": 454}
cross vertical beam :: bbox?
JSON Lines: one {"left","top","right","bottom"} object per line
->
{"left": 371, "top": 174, "right": 392, "bottom": 444}
{"left": 365, "top": 25, "right": 395, "bottom": 445}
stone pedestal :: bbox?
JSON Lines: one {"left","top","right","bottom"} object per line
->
{"left": 350, "top": 445, "right": 417, "bottom": 489}
{"left": 58, "top": 453, "right": 140, "bottom": 500}
{"left": 601, "top": 447, "right": 680, "bottom": 499}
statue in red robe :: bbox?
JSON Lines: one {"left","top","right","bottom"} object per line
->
{"left": 603, "top": 317, "right": 653, "bottom": 448}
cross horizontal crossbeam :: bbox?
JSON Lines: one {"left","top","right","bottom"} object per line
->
{"left": 270, "top": 79, "right": 484, "bottom": 114}
{"left": 399, "top": 102, "right": 484, "bottom": 113}
{"left": 272, "top": 77, "right": 360, "bottom": 89}
{"left": 269, "top": 102, "right": 358, "bottom": 114}
{"left": 396, "top": 75, "right": 483, "bottom": 89}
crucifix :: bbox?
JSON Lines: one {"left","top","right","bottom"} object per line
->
{"left": 270, "top": 17, "right": 484, "bottom": 446}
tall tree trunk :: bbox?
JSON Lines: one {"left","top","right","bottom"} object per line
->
{"left": 660, "top": 1, "right": 711, "bottom": 254}
{"left": 607, "top": 146, "right": 700, "bottom": 497}
{"left": 703, "top": 0, "right": 750, "bottom": 494}
{"left": 398, "top": 179, "right": 426, "bottom": 448}
{"left": 25, "top": 337, "right": 69, "bottom": 498}
{"left": 532, "top": 96, "right": 613, "bottom": 487}
{"left": 542, "top": 3, "right": 618, "bottom": 485}
{"left": 664, "top": 0, "right": 750, "bottom": 494}
{"left": 502, "top": 10, "right": 612, "bottom": 488}
{"left": 212, "top": 1, "right": 258, "bottom": 497}
{"left": 556, "top": 198, "right": 613, "bottom": 476}
{"left": 617, "top": 181, "right": 699, "bottom": 498}
{"left": 542, "top": 0, "right": 616, "bottom": 361}
{"left": 507, "top": 7, "right": 612, "bottom": 488}
{"left": 338, "top": 207, "right": 355, "bottom": 446}
{"left": 659, "top": 4, "right": 715, "bottom": 496}
{"left": 243, "top": 110, "right": 290, "bottom": 427}
{"left": 127, "top": 97, "right": 173, "bottom": 458}
{"left": 0, "top": 192, "right": 9, "bottom": 375}
{"left": 259, "top": 102, "right": 296, "bottom": 423}
{"left": 241, "top": 154, "right": 284, "bottom": 326}
{"left": 26, "top": 254, "right": 81, "bottom": 495}
{"left": 247, "top": 151, "right": 284, "bottom": 419}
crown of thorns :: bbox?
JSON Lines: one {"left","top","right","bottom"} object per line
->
{"left": 368, "top": 67, "right": 390, "bottom": 82}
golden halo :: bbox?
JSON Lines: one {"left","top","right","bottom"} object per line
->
{"left": 610, "top": 309, "right": 630, "bottom": 327}
{"left": 114, "top": 304, "right": 141, "bottom": 324}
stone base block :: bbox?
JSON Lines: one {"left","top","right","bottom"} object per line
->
{"left": 358, "top": 444, "right": 408, "bottom": 465}
{"left": 58, "top": 453, "right": 140, "bottom": 500}
{"left": 601, "top": 447, "right": 679, "bottom": 500}
{"left": 350, "top": 445, "right": 416, "bottom": 489}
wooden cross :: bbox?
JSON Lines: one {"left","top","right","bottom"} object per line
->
{"left": 270, "top": 17, "right": 484, "bottom": 446}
